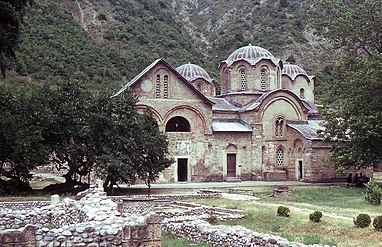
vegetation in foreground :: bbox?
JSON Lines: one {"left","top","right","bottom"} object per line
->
{"left": 161, "top": 232, "right": 210, "bottom": 247}
{"left": 185, "top": 185, "right": 382, "bottom": 247}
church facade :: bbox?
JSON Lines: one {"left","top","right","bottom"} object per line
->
{"left": 114, "top": 45, "right": 343, "bottom": 183}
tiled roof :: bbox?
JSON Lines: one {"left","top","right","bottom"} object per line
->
{"left": 282, "top": 64, "right": 309, "bottom": 81}
{"left": 287, "top": 120, "right": 324, "bottom": 140}
{"left": 212, "top": 119, "right": 252, "bottom": 132}
{"left": 208, "top": 97, "right": 240, "bottom": 111}
{"left": 176, "top": 63, "right": 212, "bottom": 83}
{"left": 222, "top": 44, "right": 280, "bottom": 67}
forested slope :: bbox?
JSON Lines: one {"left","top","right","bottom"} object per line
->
{"left": 9, "top": 0, "right": 334, "bottom": 92}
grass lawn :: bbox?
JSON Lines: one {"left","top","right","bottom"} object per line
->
{"left": 187, "top": 198, "right": 381, "bottom": 247}
{"left": 261, "top": 185, "right": 382, "bottom": 218}
{"left": 162, "top": 232, "right": 211, "bottom": 247}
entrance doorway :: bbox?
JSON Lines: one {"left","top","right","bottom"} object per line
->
{"left": 296, "top": 160, "right": 304, "bottom": 180}
{"left": 177, "top": 158, "right": 188, "bottom": 182}
{"left": 227, "top": 154, "right": 237, "bottom": 177}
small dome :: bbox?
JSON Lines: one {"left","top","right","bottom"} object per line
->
{"left": 176, "top": 63, "right": 212, "bottom": 83}
{"left": 282, "top": 64, "right": 309, "bottom": 81}
{"left": 223, "top": 44, "right": 278, "bottom": 66}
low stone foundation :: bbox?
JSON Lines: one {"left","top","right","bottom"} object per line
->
{"left": 163, "top": 219, "right": 332, "bottom": 247}
{"left": 0, "top": 186, "right": 162, "bottom": 247}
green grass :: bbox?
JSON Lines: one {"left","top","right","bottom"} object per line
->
{"left": 261, "top": 185, "right": 382, "bottom": 218}
{"left": 186, "top": 198, "right": 380, "bottom": 247}
{"left": 161, "top": 232, "right": 211, "bottom": 247}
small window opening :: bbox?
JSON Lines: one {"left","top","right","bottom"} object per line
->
{"left": 163, "top": 75, "right": 168, "bottom": 98}
{"left": 240, "top": 69, "right": 247, "bottom": 90}
{"left": 299, "top": 88, "right": 305, "bottom": 99}
{"left": 275, "top": 116, "right": 285, "bottom": 137}
{"left": 276, "top": 148, "right": 284, "bottom": 166}
{"left": 155, "top": 75, "right": 160, "bottom": 98}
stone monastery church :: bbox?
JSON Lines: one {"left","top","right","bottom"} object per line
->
{"left": 114, "top": 44, "right": 339, "bottom": 183}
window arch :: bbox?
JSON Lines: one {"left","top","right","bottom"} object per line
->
{"left": 260, "top": 66, "right": 268, "bottom": 90}
{"left": 240, "top": 68, "right": 247, "bottom": 90}
{"left": 163, "top": 75, "right": 169, "bottom": 98}
{"left": 196, "top": 83, "right": 202, "bottom": 92}
{"left": 275, "top": 116, "right": 285, "bottom": 137}
{"left": 276, "top": 147, "right": 284, "bottom": 166}
{"left": 165, "top": 116, "right": 191, "bottom": 132}
{"left": 299, "top": 88, "right": 305, "bottom": 99}
{"left": 155, "top": 74, "right": 160, "bottom": 98}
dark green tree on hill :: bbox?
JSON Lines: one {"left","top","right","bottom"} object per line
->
{"left": 314, "top": 0, "right": 382, "bottom": 167}
{"left": 0, "top": 0, "right": 32, "bottom": 78}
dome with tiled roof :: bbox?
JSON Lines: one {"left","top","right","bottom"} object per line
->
{"left": 176, "top": 63, "right": 212, "bottom": 83}
{"left": 222, "top": 44, "right": 279, "bottom": 66}
{"left": 282, "top": 64, "right": 309, "bottom": 81}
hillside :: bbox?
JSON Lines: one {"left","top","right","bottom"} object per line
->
{"left": 9, "top": 0, "right": 335, "bottom": 92}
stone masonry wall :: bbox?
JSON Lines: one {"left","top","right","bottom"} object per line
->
{"left": 0, "top": 186, "right": 162, "bottom": 247}
{"left": 163, "top": 219, "right": 333, "bottom": 247}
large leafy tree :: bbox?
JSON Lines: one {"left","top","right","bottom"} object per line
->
{"left": 42, "top": 81, "right": 96, "bottom": 193}
{"left": 314, "top": 0, "right": 382, "bottom": 167}
{"left": 91, "top": 92, "right": 173, "bottom": 195}
{"left": 0, "top": 0, "right": 32, "bottom": 78}
{"left": 0, "top": 84, "right": 51, "bottom": 194}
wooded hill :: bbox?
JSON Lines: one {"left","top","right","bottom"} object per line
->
{"left": 8, "top": 0, "right": 335, "bottom": 94}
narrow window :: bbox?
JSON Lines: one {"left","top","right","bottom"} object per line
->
{"left": 163, "top": 75, "right": 168, "bottom": 98}
{"left": 299, "top": 88, "right": 305, "bottom": 99}
{"left": 240, "top": 69, "right": 247, "bottom": 90}
{"left": 276, "top": 147, "right": 284, "bottom": 166}
{"left": 155, "top": 74, "right": 160, "bottom": 98}
{"left": 275, "top": 116, "right": 285, "bottom": 137}
{"left": 196, "top": 83, "right": 202, "bottom": 92}
{"left": 165, "top": 116, "right": 191, "bottom": 132}
{"left": 260, "top": 66, "right": 268, "bottom": 90}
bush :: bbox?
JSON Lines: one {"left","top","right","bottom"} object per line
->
{"left": 206, "top": 215, "right": 218, "bottom": 224}
{"left": 373, "top": 215, "right": 382, "bottom": 231}
{"left": 309, "top": 211, "right": 323, "bottom": 222}
{"left": 353, "top": 213, "right": 371, "bottom": 228}
{"left": 277, "top": 206, "right": 290, "bottom": 217}
{"left": 365, "top": 179, "right": 382, "bottom": 205}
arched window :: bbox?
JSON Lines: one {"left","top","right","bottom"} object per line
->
{"left": 276, "top": 147, "right": 284, "bottom": 166}
{"left": 196, "top": 83, "right": 202, "bottom": 92}
{"left": 163, "top": 75, "right": 168, "bottom": 98}
{"left": 155, "top": 74, "right": 160, "bottom": 98}
{"left": 165, "top": 116, "right": 191, "bottom": 132}
{"left": 299, "top": 88, "right": 305, "bottom": 99}
{"left": 260, "top": 66, "right": 268, "bottom": 90}
{"left": 275, "top": 116, "right": 285, "bottom": 137}
{"left": 240, "top": 69, "right": 247, "bottom": 90}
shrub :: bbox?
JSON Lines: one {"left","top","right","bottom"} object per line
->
{"left": 309, "top": 211, "right": 323, "bottom": 222}
{"left": 206, "top": 215, "right": 218, "bottom": 224}
{"left": 365, "top": 179, "right": 382, "bottom": 205}
{"left": 277, "top": 206, "right": 290, "bottom": 217}
{"left": 373, "top": 215, "right": 382, "bottom": 231}
{"left": 353, "top": 213, "right": 371, "bottom": 228}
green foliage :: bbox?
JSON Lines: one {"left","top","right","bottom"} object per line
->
{"left": 0, "top": 84, "right": 51, "bottom": 184}
{"left": 365, "top": 179, "right": 382, "bottom": 205}
{"left": 0, "top": 0, "right": 32, "bottom": 78}
{"left": 373, "top": 215, "right": 382, "bottom": 231}
{"left": 315, "top": 0, "right": 382, "bottom": 167}
{"left": 353, "top": 213, "right": 371, "bottom": 228}
{"left": 15, "top": 1, "right": 121, "bottom": 85}
{"left": 309, "top": 211, "right": 323, "bottom": 222}
{"left": 277, "top": 206, "right": 290, "bottom": 217}
{"left": 206, "top": 215, "right": 218, "bottom": 224}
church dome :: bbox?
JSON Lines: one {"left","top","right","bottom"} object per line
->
{"left": 282, "top": 64, "right": 309, "bottom": 81}
{"left": 223, "top": 44, "right": 278, "bottom": 66}
{"left": 176, "top": 63, "right": 212, "bottom": 83}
